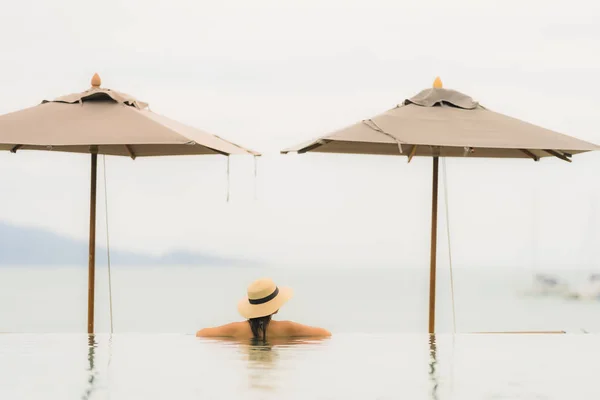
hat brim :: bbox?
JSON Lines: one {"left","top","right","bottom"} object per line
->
{"left": 238, "top": 286, "right": 294, "bottom": 319}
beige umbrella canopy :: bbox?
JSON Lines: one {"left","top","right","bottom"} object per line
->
{"left": 0, "top": 74, "right": 258, "bottom": 157}
{"left": 0, "top": 73, "right": 259, "bottom": 333}
{"left": 283, "top": 77, "right": 599, "bottom": 333}
{"left": 283, "top": 77, "right": 597, "bottom": 160}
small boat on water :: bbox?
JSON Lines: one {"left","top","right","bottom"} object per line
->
{"left": 520, "top": 273, "right": 570, "bottom": 297}
{"left": 564, "top": 274, "right": 600, "bottom": 301}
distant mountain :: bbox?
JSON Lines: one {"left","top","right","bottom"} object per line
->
{"left": 0, "top": 221, "right": 243, "bottom": 266}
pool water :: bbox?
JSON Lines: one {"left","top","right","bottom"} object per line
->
{"left": 1, "top": 333, "right": 598, "bottom": 399}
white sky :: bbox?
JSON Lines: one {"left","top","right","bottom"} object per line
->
{"left": 0, "top": 0, "right": 599, "bottom": 269}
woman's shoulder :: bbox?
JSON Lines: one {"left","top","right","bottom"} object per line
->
{"left": 270, "top": 320, "right": 331, "bottom": 337}
{"left": 196, "top": 321, "right": 250, "bottom": 338}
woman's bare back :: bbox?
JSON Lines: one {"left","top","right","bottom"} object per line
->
{"left": 196, "top": 320, "right": 331, "bottom": 339}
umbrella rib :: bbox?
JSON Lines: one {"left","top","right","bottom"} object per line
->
{"left": 544, "top": 149, "right": 572, "bottom": 163}
{"left": 124, "top": 145, "right": 136, "bottom": 160}
{"left": 299, "top": 140, "right": 331, "bottom": 154}
{"left": 183, "top": 141, "right": 230, "bottom": 156}
{"left": 10, "top": 144, "right": 22, "bottom": 153}
{"left": 209, "top": 147, "right": 233, "bottom": 156}
{"left": 408, "top": 145, "right": 418, "bottom": 163}
{"left": 212, "top": 135, "right": 260, "bottom": 156}
{"left": 520, "top": 149, "right": 540, "bottom": 161}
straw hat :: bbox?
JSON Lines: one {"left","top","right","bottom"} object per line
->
{"left": 238, "top": 278, "right": 293, "bottom": 319}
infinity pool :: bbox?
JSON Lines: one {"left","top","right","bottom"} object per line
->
{"left": 1, "top": 333, "right": 598, "bottom": 399}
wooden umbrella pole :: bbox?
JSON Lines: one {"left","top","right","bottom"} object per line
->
{"left": 87, "top": 151, "right": 98, "bottom": 334}
{"left": 428, "top": 157, "right": 439, "bottom": 334}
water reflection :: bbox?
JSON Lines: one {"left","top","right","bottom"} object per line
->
{"left": 246, "top": 338, "right": 328, "bottom": 391}
{"left": 81, "top": 335, "right": 97, "bottom": 400}
{"left": 429, "top": 334, "right": 439, "bottom": 400}
{"left": 241, "top": 339, "right": 280, "bottom": 391}
{"left": 205, "top": 337, "right": 329, "bottom": 392}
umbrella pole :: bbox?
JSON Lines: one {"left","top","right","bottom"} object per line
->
{"left": 87, "top": 152, "right": 98, "bottom": 334}
{"left": 428, "top": 157, "right": 439, "bottom": 334}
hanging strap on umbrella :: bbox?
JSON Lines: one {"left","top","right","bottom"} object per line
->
{"left": 102, "top": 155, "right": 114, "bottom": 334}
{"left": 362, "top": 119, "right": 407, "bottom": 154}
{"left": 226, "top": 156, "right": 230, "bottom": 203}
{"left": 253, "top": 155, "right": 258, "bottom": 200}
{"left": 442, "top": 157, "right": 457, "bottom": 334}
{"left": 442, "top": 159, "right": 457, "bottom": 394}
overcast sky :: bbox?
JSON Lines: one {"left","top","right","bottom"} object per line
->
{"left": 0, "top": 0, "right": 599, "bottom": 269}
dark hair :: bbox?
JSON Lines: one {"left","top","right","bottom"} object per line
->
{"left": 248, "top": 315, "right": 272, "bottom": 341}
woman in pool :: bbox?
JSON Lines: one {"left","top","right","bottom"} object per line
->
{"left": 196, "top": 278, "right": 331, "bottom": 340}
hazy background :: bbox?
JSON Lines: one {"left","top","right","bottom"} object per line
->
{"left": 0, "top": 0, "right": 599, "bottom": 270}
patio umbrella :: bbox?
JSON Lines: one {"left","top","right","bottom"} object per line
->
{"left": 0, "top": 73, "right": 259, "bottom": 333}
{"left": 282, "top": 77, "right": 599, "bottom": 333}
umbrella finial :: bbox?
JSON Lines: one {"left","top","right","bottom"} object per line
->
{"left": 433, "top": 77, "right": 443, "bottom": 89}
{"left": 91, "top": 73, "right": 101, "bottom": 88}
